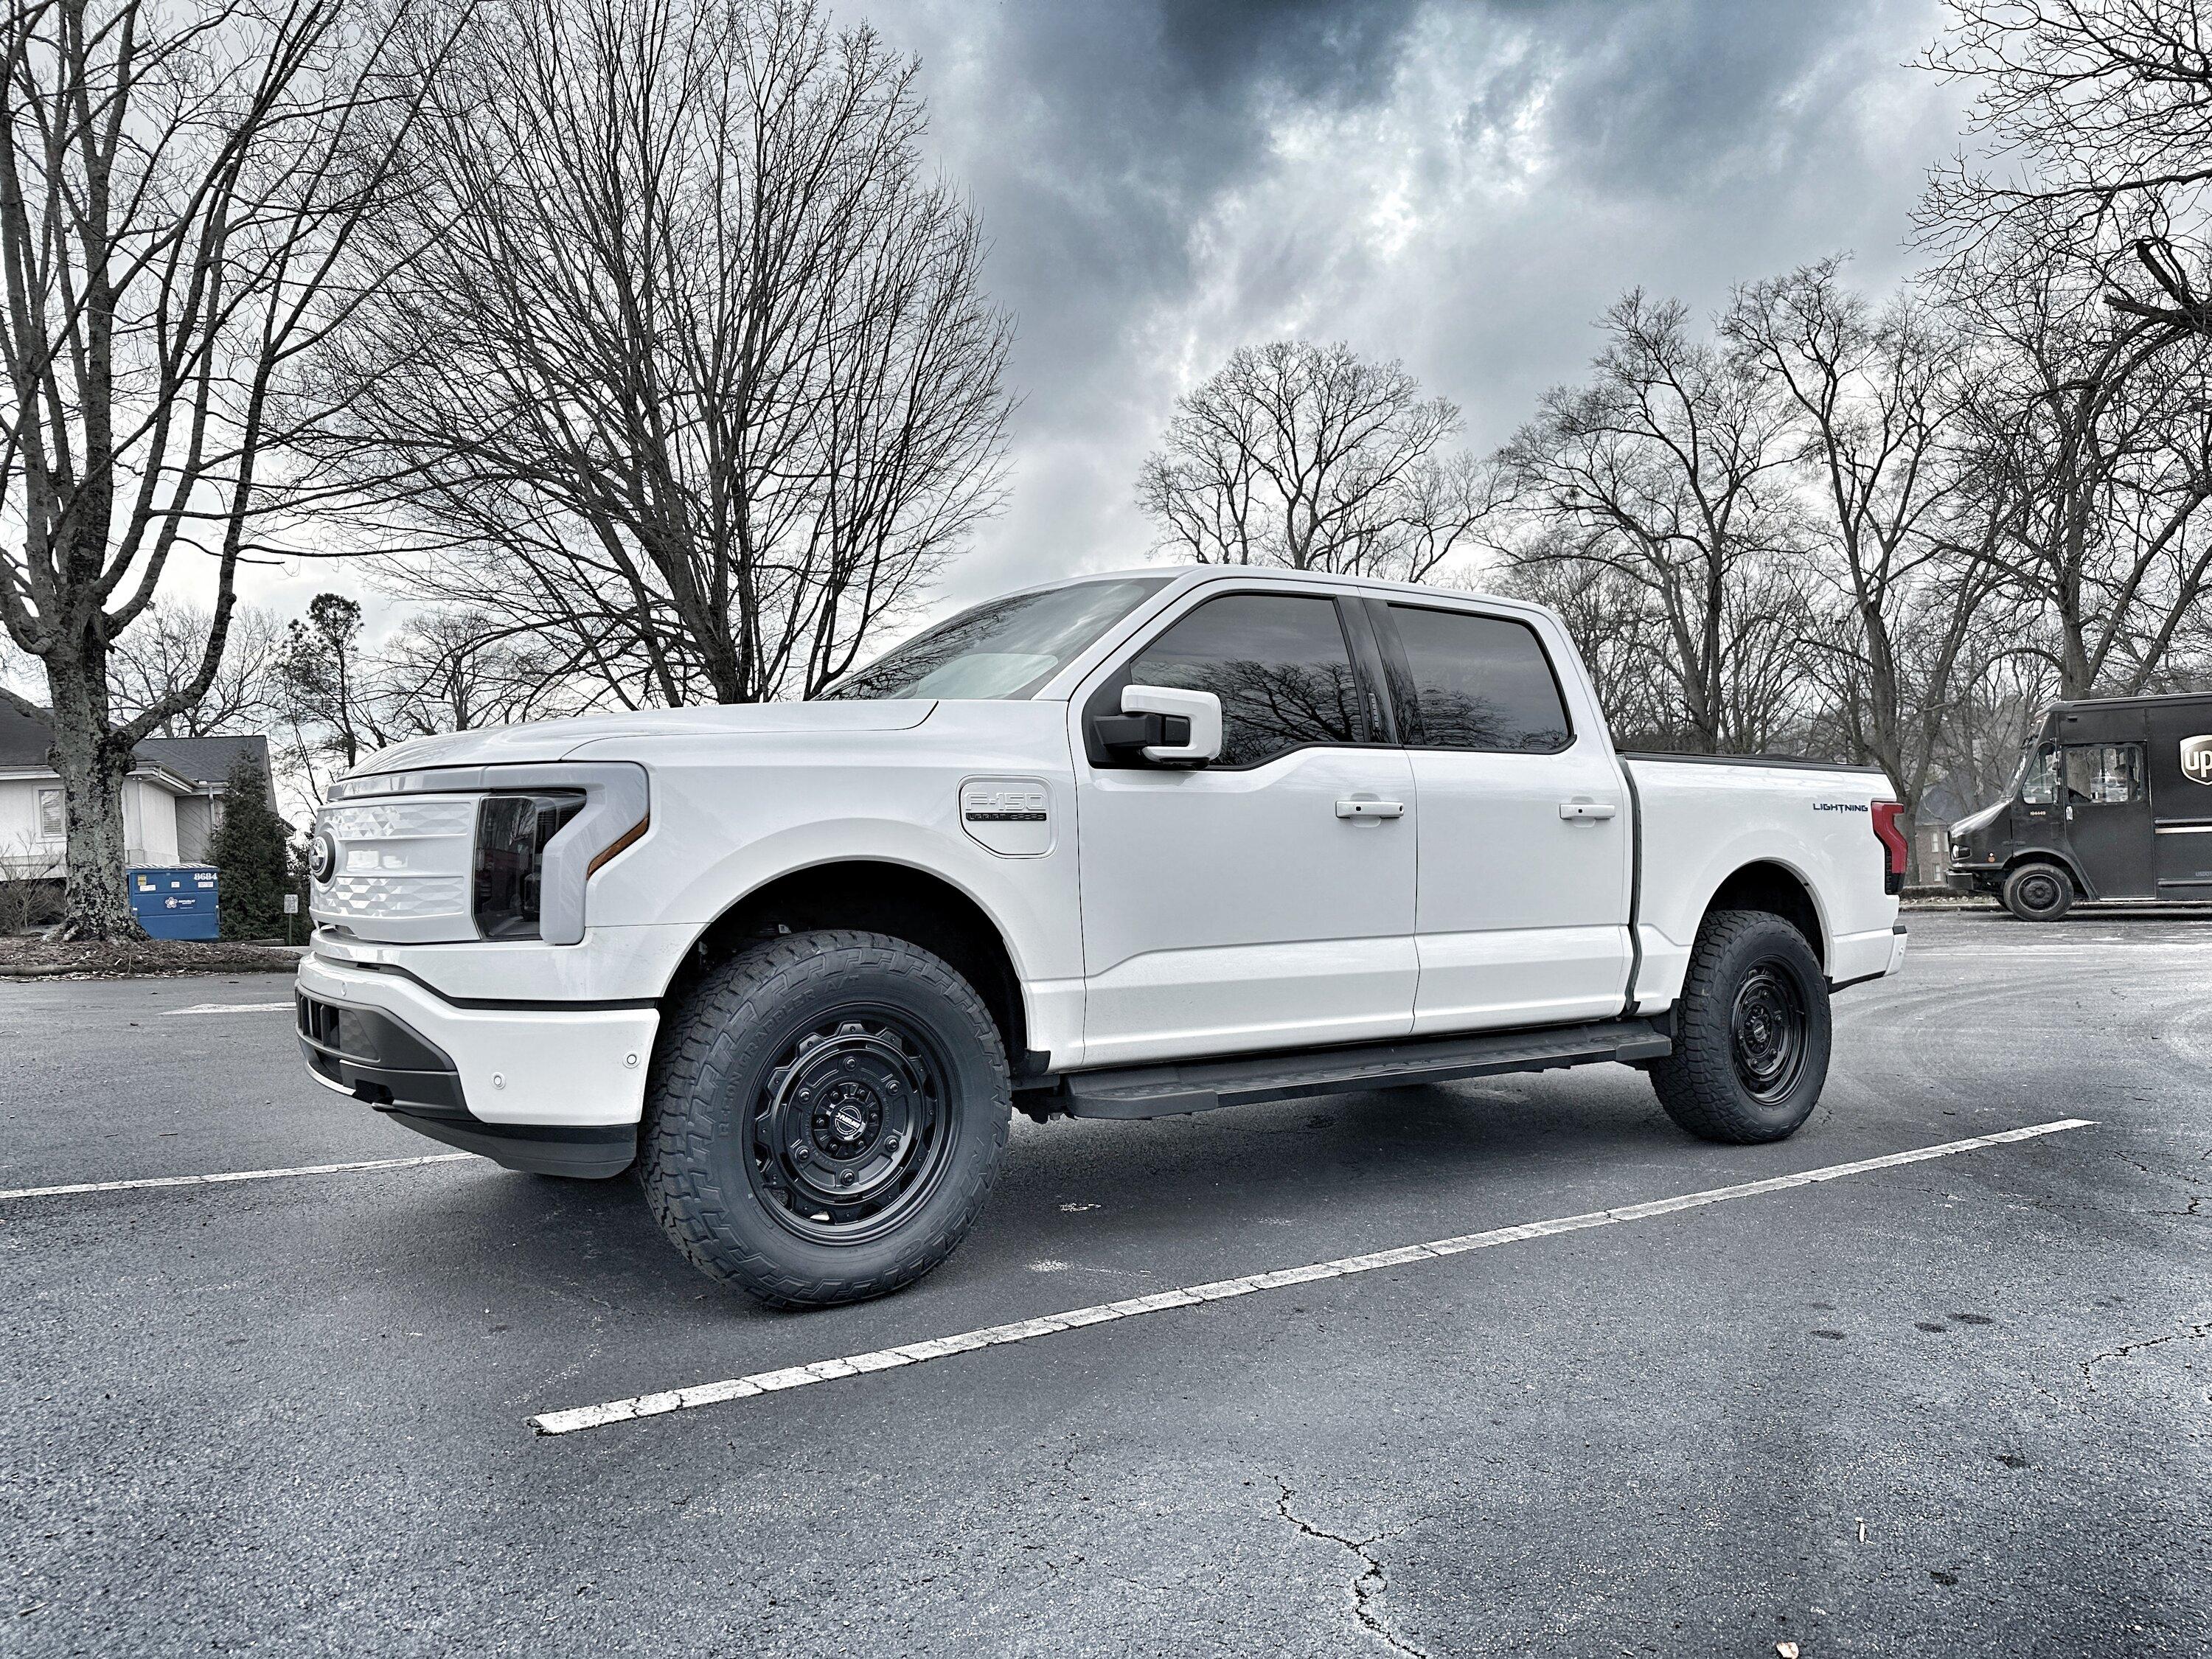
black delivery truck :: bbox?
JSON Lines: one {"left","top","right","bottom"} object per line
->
{"left": 1950, "top": 690, "right": 2212, "bottom": 920}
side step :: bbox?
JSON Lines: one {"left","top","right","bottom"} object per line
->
{"left": 1062, "top": 1018, "right": 1672, "bottom": 1120}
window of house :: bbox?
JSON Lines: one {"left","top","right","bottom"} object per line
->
{"left": 37, "top": 787, "right": 62, "bottom": 838}
{"left": 1127, "top": 592, "right": 1364, "bottom": 768}
{"left": 1385, "top": 605, "right": 1573, "bottom": 752}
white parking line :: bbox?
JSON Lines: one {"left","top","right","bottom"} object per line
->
{"left": 529, "top": 1117, "right": 2095, "bottom": 1437}
{"left": 165, "top": 1002, "right": 293, "bottom": 1015}
{"left": 0, "top": 1152, "right": 473, "bottom": 1203}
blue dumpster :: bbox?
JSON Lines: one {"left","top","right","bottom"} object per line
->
{"left": 128, "top": 866, "right": 220, "bottom": 940}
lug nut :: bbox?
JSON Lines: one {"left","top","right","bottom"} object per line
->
{"left": 791, "top": 1144, "right": 811, "bottom": 1164}
{"left": 883, "top": 1133, "right": 901, "bottom": 1152}
{"left": 838, "top": 1169, "right": 857, "bottom": 1188}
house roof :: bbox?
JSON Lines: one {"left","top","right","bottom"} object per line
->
{"left": 0, "top": 704, "right": 274, "bottom": 798}
{"left": 136, "top": 734, "right": 274, "bottom": 791}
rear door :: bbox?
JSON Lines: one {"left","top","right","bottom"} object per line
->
{"left": 1074, "top": 587, "right": 1418, "bottom": 1068}
{"left": 1369, "top": 599, "right": 1633, "bottom": 1035}
{"left": 2062, "top": 742, "right": 2154, "bottom": 898}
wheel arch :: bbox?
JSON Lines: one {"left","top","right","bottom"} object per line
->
{"left": 658, "top": 858, "right": 1033, "bottom": 1073}
{"left": 2002, "top": 848, "right": 2090, "bottom": 898}
{"left": 1700, "top": 859, "right": 1828, "bottom": 967}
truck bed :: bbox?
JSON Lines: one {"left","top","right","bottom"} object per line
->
{"left": 1621, "top": 752, "right": 1903, "bottom": 1015}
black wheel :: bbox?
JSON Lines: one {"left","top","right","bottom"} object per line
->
{"left": 640, "top": 930, "right": 1011, "bottom": 1308}
{"left": 2003, "top": 861, "right": 2074, "bottom": 922}
{"left": 1647, "top": 909, "right": 1831, "bottom": 1145}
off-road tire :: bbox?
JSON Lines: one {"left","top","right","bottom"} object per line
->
{"left": 640, "top": 929, "right": 1012, "bottom": 1308}
{"left": 1646, "top": 909, "right": 1831, "bottom": 1145}
{"left": 2002, "top": 860, "right": 2075, "bottom": 922}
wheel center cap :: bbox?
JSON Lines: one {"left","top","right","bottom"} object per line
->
{"left": 830, "top": 1102, "right": 869, "bottom": 1141}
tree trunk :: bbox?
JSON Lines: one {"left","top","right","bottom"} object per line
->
{"left": 44, "top": 646, "right": 145, "bottom": 942}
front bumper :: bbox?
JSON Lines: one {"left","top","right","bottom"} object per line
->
{"left": 295, "top": 951, "right": 660, "bottom": 1178}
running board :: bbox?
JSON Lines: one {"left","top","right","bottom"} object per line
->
{"left": 1062, "top": 1018, "right": 1672, "bottom": 1120}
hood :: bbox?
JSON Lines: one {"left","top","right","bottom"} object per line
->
{"left": 1950, "top": 800, "right": 2006, "bottom": 838}
{"left": 345, "top": 700, "right": 937, "bottom": 777}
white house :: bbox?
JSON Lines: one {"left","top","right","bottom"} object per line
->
{"left": 0, "top": 703, "right": 279, "bottom": 878}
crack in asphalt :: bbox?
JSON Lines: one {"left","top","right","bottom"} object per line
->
{"left": 2080, "top": 1320, "right": 2212, "bottom": 1387}
{"left": 1272, "top": 1478, "right": 1426, "bottom": 1658}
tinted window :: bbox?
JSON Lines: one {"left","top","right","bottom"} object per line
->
{"left": 1129, "top": 593, "right": 1363, "bottom": 767}
{"left": 828, "top": 577, "right": 1169, "bottom": 700}
{"left": 1387, "top": 605, "right": 1571, "bottom": 752}
{"left": 2020, "top": 743, "right": 2056, "bottom": 804}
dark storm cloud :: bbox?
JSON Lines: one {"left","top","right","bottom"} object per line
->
{"left": 821, "top": 0, "right": 1965, "bottom": 603}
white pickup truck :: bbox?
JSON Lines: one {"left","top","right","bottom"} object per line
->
{"left": 297, "top": 567, "right": 1909, "bottom": 1306}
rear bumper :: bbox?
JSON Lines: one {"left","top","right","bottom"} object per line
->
{"left": 294, "top": 951, "right": 658, "bottom": 1176}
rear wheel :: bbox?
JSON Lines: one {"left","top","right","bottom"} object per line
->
{"left": 2002, "top": 860, "right": 2074, "bottom": 922}
{"left": 641, "top": 929, "right": 1012, "bottom": 1307}
{"left": 1647, "top": 909, "right": 1831, "bottom": 1145}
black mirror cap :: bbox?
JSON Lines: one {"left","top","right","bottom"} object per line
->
{"left": 1091, "top": 710, "right": 1193, "bottom": 762}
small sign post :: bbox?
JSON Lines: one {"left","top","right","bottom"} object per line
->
{"left": 283, "top": 891, "right": 299, "bottom": 945}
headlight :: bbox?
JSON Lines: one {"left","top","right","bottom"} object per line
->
{"left": 320, "top": 762, "right": 648, "bottom": 945}
{"left": 473, "top": 791, "right": 585, "bottom": 939}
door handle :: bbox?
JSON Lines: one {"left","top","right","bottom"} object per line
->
{"left": 1335, "top": 798, "right": 1405, "bottom": 820}
{"left": 1559, "top": 801, "right": 1618, "bottom": 821}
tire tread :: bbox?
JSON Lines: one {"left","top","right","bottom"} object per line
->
{"left": 639, "top": 929, "right": 1010, "bottom": 1309}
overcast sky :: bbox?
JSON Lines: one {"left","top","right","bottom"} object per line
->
{"left": 852, "top": 0, "right": 1970, "bottom": 614}
{"left": 232, "top": 0, "right": 1971, "bottom": 642}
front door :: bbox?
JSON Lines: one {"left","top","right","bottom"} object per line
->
{"left": 1368, "top": 599, "right": 1633, "bottom": 1034}
{"left": 1075, "top": 588, "right": 1418, "bottom": 1069}
{"left": 2062, "top": 742, "right": 2154, "bottom": 898}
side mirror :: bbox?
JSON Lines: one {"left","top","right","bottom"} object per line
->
{"left": 1093, "top": 684, "right": 1223, "bottom": 766}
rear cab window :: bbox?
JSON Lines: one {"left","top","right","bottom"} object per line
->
{"left": 1379, "top": 603, "right": 1573, "bottom": 752}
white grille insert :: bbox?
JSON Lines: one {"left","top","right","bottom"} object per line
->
{"left": 310, "top": 794, "right": 479, "bottom": 942}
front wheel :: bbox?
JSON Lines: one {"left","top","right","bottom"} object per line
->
{"left": 1647, "top": 909, "right": 1831, "bottom": 1145}
{"left": 640, "top": 930, "right": 1012, "bottom": 1308}
{"left": 2003, "top": 860, "right": 2075, "bottom": 922}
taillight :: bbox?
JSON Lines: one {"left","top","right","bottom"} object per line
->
{"left": 473, "top": 791, "right": 585, "bottom": 939}
{"left": 1871, "top": 801, "right": 1908, "bottom": 896}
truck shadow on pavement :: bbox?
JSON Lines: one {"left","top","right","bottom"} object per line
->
{"left": 358, "top": 1068, "right": 1728, "bottom": 1325}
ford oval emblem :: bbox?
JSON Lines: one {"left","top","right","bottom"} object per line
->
{"left": 308, "top": 829, "right": 338, "bottom": 883}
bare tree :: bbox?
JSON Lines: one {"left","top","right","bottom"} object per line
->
{"left": 1723, "top": 259, "right": 2000, "bottom": 868}
{"left": 366, "top": 605, "right": 572, "bottom": 736}
{"left": 108, "top": 602, "right": 284, "bottom": 737}
{"left": 1923, "top": 0, "right": 2212, "bottom": 338}
{"left": 0, "top": 0, "right": 445, "bottom": 936}
{"left": 1137, "top": 340, "right": 1503, "bottom": 583}
{"left": 318, "top": 0, "right": 1012, "bottom": 708}
{"left": 1502, "top": 293, "right": 1808, "bottom": 754}
{"left": 1944, "top": 219, "right": 2212, "bottom": 699}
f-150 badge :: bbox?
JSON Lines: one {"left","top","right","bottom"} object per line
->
{"left": 2183, "top": 734, "right": 2212, "bottom": 785}
{"left": 960, "top": 777, "right": 1053, "bottom": 857}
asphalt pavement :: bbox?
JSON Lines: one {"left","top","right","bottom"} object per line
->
{"left": 4, "top": 908, "right": 2209, "bottom": 1657}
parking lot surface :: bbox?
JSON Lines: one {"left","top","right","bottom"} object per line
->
{"left": 4, "top": 908, "right": 2210, "bottom": 1656}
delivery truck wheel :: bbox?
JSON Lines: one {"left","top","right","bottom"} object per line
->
{"left": 639, "top": 929, "right": 1011, "bottom": 1309}
{"left": 1647, "top": 909, "right": 1830, "bottom": 1145}
{"left": 2001, "top": 860, "right": 2074, "bottom": 922}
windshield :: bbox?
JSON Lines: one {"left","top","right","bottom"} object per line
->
{"left": 825, "top": 577, "right": 1171, "bottom": 700}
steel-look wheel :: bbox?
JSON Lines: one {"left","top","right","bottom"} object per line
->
{"left": 641, "top": 930, "right": 1012, "bottom": 1308}
{"left": 1728, "top": 962, "right": 1809, "bottom": 1105}
{"left": 1647, "top": 908, "right": 1832, "bottom": 1144}
{"left": 749, "top": 1012, "right": 956, "bottom": 1246}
